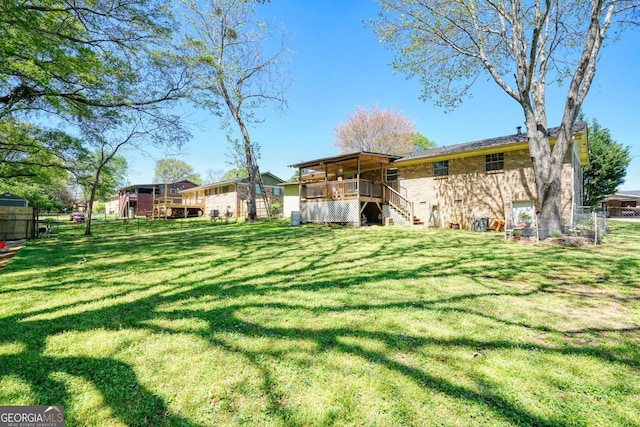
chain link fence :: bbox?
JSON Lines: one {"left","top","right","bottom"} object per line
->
{"left": 606, "top": 206, "right": 640, "bottom": 218}
{"left": 512, "top": 206, "right": 607, "bottom": 244}
{"left": 569, "top": 206, "right": 607, "bottom": 244}
{"left": 36, "top": 212, "right": 239, "bottom": 238}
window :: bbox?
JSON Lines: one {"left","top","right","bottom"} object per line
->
{"left": 169, "top": 188, "right": 177, "bottom": 195}
{"left": 485, "top": 153, "right": 504, "bottom": 172}
{"left": 255, "top": 184, "right": 262, "bottom": 194}
{"left": 434, "top": 160, "right": 449, "bottom": 177}
{"left": 273, "top": 187, "right": 282, "bottom": 196}
{"left": 386, "top": 169, "right": 398, "bottom": 181}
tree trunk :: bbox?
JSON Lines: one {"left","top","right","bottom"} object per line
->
{"left": 236, "top": 119, "right": 257, "bottom": 222}
{"left": 245, "top": 141, "right": 257, "bottom": 222}
{"left": 83, "top": 152, "right": 109, "bottom": 236}
{"left": 536, "top": 173, "right": 563, "bottom": 238}
{"left": 84, "top": 182, "right": 97, "bottom": 236}
{"left": 525, "top": 117, "right": 564, "bottom": 239}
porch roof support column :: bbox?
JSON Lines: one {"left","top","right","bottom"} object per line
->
{"left": 298, "top": 167, "right": 302, "bottom": 202}
{"left": 356, "top": 156, "right": 361, "bottom": 228}
{"left": 356, "top": 157, "right": 360, "bottom": 194}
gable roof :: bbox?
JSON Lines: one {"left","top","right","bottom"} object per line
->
{"left": 235, "top": 172, "right": 285, "bottom": 186}
{"left": 605, "top": 190, "right": 640, "bottom": 201}
{"left": 395, "top": 122, "right": 588, "bottom": 165}
{"left": 182, "top": 172, "right": 285, "bottom": 192}
{"left": 289, "top": 151, "right": 401, "bottom": 172}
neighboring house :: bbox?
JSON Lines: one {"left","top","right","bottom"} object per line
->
{"left": 282, "top": 182, "right": 301, "bottom": 218}
{"left": 603, "top": 191, "right": 640, "bottom": 217}
{"left": 117, "top": 180, "right": 199, "bottom": 218}
{"left": 181, "top": 172, "right": 285, "bottom": 219}
{"left": 289, "top": 124, "right": 588, "bottom": 229}
{"left": 103, "top": 195, "right": 119, "bottom": 215}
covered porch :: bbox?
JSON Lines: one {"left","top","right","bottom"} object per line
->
{"left": 290, "top": 152, "right": 411, "bottom": 226}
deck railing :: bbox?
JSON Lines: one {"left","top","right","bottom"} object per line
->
{"left": 383, "top": 184, "right": 414, "bottom": 223}
{"left": 178, "top": 197, "right": 206, "bottom": 206}
{"left": 301, "top": 179, "right": 382, "bottom": 200}
{"left": 154, "top": 197, "right": 184, "bottom": 205}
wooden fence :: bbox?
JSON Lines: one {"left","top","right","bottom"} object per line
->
{"left": 0, "top": 206, "right": 34, "bottom": 240}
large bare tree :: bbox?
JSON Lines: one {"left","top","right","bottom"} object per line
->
{"left": 373, "top": 0, "right": 639, "bottom": 236}
{"left": 180, "top": 0, "right": 290, "bottom": 221}
{"left": 333, "top": 104, "right": 419, "bottom": 155}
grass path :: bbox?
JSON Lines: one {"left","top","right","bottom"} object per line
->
{"left": 1, "top": 220, "right": 639, "bottom": 426}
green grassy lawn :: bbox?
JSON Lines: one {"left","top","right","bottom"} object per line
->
{"left": 1, "top": 220, "right": 639, "bottom": 426}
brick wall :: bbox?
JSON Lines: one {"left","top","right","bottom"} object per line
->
{"left": 205, "top": 192, "right": 237, "bottom": 217}
{"left": 396, "top": 149, "right": 576, "bottom": 229}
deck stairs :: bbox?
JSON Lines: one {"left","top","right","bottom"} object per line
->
{"left": 383, "top": 184, "right": 421, "bottom": 226}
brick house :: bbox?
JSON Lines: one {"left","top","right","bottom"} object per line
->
{"left": 180, "top": 172, "right": 285, "bottom": 219}
{"left": 603, "top": 191, "right": 640, "bottom": 217}
{"left": 117, "top": 180, "right": 199, "bottom": 218}
{"left": 289, "top": 123, "right": 588, "bottom": 229}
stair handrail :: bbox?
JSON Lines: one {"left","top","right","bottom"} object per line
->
{"left": 383, "top": 183, "right": 414, "bottom": 223}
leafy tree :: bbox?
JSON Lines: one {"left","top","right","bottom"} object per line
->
{"left": 0, "top": 118, "right": 87, "bottom": 209}
{"left": 153, "top": 158, "right": 201, "bottom": 184}
{"left": 220, "top": 168, "right": 248, "bottom": 182}
{"left": 412, "top": 133, "right": 437, "bottom": 152}
{"left": 180, "top": 0, "right": 290, "bottom": 221}
{"left": 289, "top": 171, "right": 300, "bottom": 183}
{"left": 0, "top": 0, "right": 190, "bottom": 220}
{"left": 0, "top": 0, "right": 184, "bottom": 119}
{"left": 583, "top": 119, "right": 631, "bottom": 207}
{"left": 92, "top": 201, "right": 106, "bottom": 214}
{"left": 372, "top": 1, "right": 639, "bottom": 236}
{"left": 0, "top": 118, "right": 86, "bottom": 181}
{"left": 333, "top": 104, "right": 418, "bottom": 155}
{"left": 76, "top": 152, "right": 128, "bottom": 205}
{"left": 0, "top": 179, "right": 72, "bottom": 211}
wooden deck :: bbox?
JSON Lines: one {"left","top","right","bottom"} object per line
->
{"left": 152, "top": 197, "right": 205, "bottom": 218}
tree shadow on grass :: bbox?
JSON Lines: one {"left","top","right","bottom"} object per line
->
{"left": 0, "top": 352, "right": 197, "bottom": 427}
{"left": 1, "top": 222, "right": 639, "bottom": 425}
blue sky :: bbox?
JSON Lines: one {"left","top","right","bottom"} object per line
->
{"left": 126, "top": 0, "right": 640, "bottom": 191}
